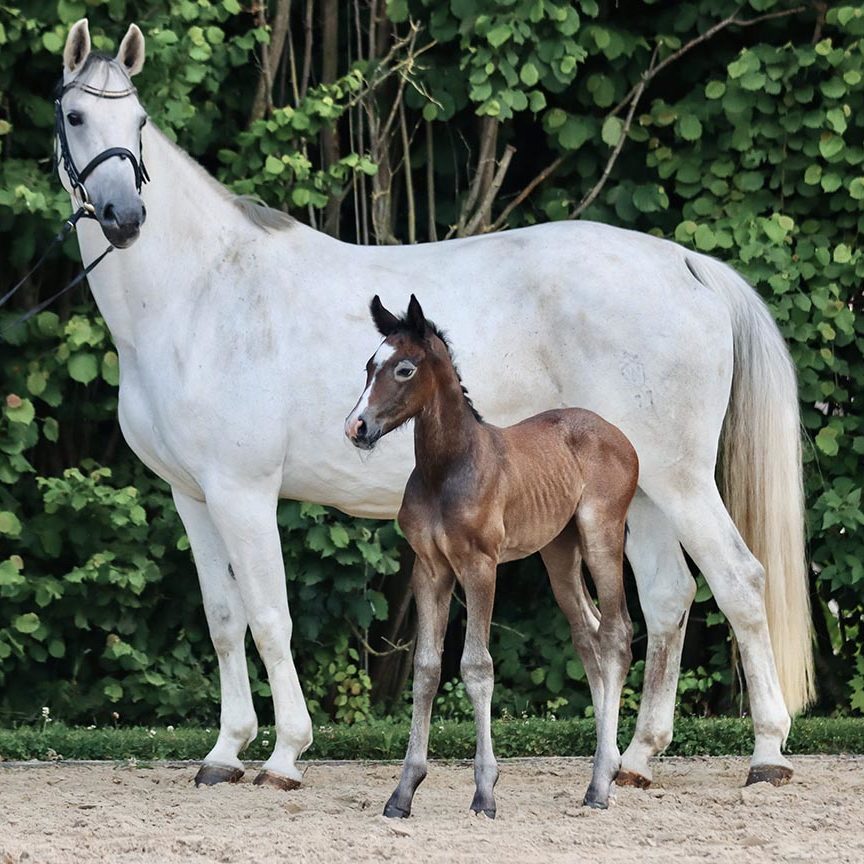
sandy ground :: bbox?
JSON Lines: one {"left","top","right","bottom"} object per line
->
{"left": 1, "top": 756, "right": 862, "bottom": 864}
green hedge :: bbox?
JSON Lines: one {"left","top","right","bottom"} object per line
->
{"left": 2, "top": 717, "right": 864, "bottom": 762}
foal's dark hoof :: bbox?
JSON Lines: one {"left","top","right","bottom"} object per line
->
{"left": 383, "top": 798, "right": 411, "bottom": 819}
{"left": 470, "top": 805, "right": 496, "bottom": 819}
{"left": 253, "top": 769, "right": 301, "bottom": 791}
{"left": 194, "top": 764, "right": 244, "bottom": 787}
{"left": 615, "top": 770, "right": 651, "bottom": 789}
{"left": 582, "top": 795, "right": 609, "bottom": 810}
{"left": 745, "top": 764, "right": 793, "bottom": 787}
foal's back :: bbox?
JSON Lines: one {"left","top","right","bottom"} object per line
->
{"left": 492, "top": 408, "right": 638, "bottom": 562}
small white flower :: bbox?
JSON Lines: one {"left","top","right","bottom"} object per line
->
{"left": 41, "top": 707, "right": 50, "bottom": 717}
{"left": 166, "top": 725, "right": 174, "bottom": 732}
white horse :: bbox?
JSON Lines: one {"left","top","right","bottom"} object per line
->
{"left": 55, "top": 20, "right": 813, "bottom": 791}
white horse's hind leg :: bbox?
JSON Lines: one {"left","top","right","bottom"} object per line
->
{"left": 618, "top": 491, "right": 696, "bottom": 787}
{"left": 173, "top": 490, "right": 257, "bottom": 786}
{"left": 204, "top": 481, "right": 313, "bottom": 789}
{"left": 660, "top": 478, "right": 793, "bottom": 783}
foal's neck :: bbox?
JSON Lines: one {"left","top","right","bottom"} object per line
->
{"left": 414, "top": 356, "right": 482, "bottom": 486}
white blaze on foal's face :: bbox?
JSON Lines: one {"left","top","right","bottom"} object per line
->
{"left": 345, "top": 340, "right": 396, "bottom": 443}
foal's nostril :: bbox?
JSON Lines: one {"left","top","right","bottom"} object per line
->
{"left": 103, "top": 203, "right": 117, "bottom": 223}
{"left": 357, "top": 418, "right": 367, "bottom": 438}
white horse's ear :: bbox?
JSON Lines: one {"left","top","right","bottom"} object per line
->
{"left": 63, "top": 19, "right": 91, "bottom": 75}
{"left": 116, "top": 23, "right": 145, "bottom": 77}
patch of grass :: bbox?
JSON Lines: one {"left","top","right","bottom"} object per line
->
{"left": 0, "top": 717, "right": 862, "bottom": 763}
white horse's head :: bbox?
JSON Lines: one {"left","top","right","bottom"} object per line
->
{"left": 58, "top": 19, "right": 148, "bottom": 248}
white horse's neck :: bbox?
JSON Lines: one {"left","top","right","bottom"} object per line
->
{"left": 76, "top": 124, "right": 270, "bottom": 351}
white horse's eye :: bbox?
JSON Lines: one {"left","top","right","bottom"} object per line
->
{"left": 67, "top": 112, "right": 83, "bottom": 127}
{"left": 394, "top": 361, "right": 416, "bottom": 381}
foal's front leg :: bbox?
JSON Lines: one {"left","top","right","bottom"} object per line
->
{"left": 384, "top": 556, "right": 454, "bottom": 818}
{"left": 459, "top": 554, "right": 499, "bottom": 818}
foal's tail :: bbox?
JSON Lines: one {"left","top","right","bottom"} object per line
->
{"left": 685, "top": 255, "right": 815, "bottom": 716}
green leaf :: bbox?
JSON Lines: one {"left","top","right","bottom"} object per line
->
{"left": 833, "top": 244, "right": 852, "bottom": 264}
{"left": 694, "top": 224, "right": 716, "bottom": 251}
{"left": 42, "top": 32, "right": 63, "bottom": 53}
{"left": 705, "top": 81, "right": 725, "bottom": 99}
{"left": 13, "top": 613, "right": 40, "bottom": 635}
{"left": 68, "top": 353, "right": 99, "bottom": 385}
{"left": 264, "top": 155, "right": 285, "bottom": 175}
{"left": 520, "top": 62, "right": 539, "bottom": 87}
{"left": 102, "top": 352, "right": 120, "bottom": 387}
{"left": 849, "top": 178, "right": 864, "bottom": 200}
{"left": 104, "top": 681, "right": 124, "bottom": 701}
{"left": 329, "top": 523, "right": 351, "bottom": 549}
{"left": 0, "top": 511, "right": 22, "bottom": 536}
{"left": 804, "top": 164, "right": 823, "bottom": 185}
{"left": 487, "top": 25, "right": 511, "bottom": 48}
{"left": 815, "top": 427, "right": 839, "bottom": 457}
{"left": 677, "top": 115, "right": 702, "bottom": 142}
{"left": 5, "top": 397, "right": 34, "bottom": 425}
{"left": 819, "top": 134, "right": 844, "bottom": 160}
{"left": 601, "top": 116, "right": 623, "bottom": 147}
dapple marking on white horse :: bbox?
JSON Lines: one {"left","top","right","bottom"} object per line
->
{"left": 56, "top": 18, "right": 813, "bottom": 790}
{"left": 346, "top": 295, "right": 638, "bottom": 814}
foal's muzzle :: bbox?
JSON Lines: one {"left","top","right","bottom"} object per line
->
{"left": 345, "top": 415, "right": 382, "bottom": 451}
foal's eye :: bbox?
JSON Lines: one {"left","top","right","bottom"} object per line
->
{"left": 66, "top": 112, "right": 83, "bottom": 127}
{"left": 139, "top": 116, "right": 148, "bottom": 129}
{"left": 394, "top": 361, "right": 416, "bottom": 381}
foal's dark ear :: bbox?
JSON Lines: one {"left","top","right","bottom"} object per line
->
{"left": 407, "top": 294, "right": 427, "bottom": 338}
{"left": 370, "top": 295, "right": 400, "bottom": 336}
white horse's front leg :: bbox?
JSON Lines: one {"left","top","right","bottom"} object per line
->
{"left": 204, "top": 480, "right": 313, "bottom": 789}
{"left": 173, "top": 490, "right": 258, "bottom": 786}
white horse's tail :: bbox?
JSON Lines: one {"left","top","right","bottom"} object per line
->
{"left": 685, "top": 255, "right": 815, "bottom": 715}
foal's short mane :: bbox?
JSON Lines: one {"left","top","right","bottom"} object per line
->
{"left": 392, "top": 315, "right": 483, "bottom": 423}
{"left": 68, "top": 55, "right": 294, "bottom": 234}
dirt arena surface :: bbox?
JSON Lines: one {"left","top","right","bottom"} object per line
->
{"left": 1, "top": 755, "right": 862, "bottom": 863}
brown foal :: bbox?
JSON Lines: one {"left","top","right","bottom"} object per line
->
{"left": 345, "top": 295, "right": 639, "bottom": 816}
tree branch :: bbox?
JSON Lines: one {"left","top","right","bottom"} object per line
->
{"left": 249, "top": 0, "right": 293, "bottom": 123}
{"left": 462, "top": 144, "right": 516, "bottom": 236}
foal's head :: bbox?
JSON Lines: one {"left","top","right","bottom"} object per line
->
{"left": 345, "top": 295, "right": 472, "bottom": 451}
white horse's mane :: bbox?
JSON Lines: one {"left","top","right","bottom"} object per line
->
{"left": 73, "top": 54, "right": 295, "bottom": 234}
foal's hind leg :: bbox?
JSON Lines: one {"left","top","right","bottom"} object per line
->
{"left": 576, "top": 507, "right": 633, "bottom": 809}
{"left": 540, "top": 523, "right": 605, "bottom": 722}
{"left": 618, "top": 491, "right": 696, "bottom": 788}
{"left": 384, "top": 556, "right": 454, "bottom": 818}
{"left": 174, "top": 491, "right": 257, "bottom": 786}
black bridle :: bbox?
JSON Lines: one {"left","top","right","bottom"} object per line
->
{"left": 0, "top": 76, "right": 150, "bottom": 335}
{"left": 54, "top": 77, "right": 150, "bottom": 212}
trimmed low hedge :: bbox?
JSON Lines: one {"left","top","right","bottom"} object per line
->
{"left": 1, "top": 717, "right": 863, "bottom": 763}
